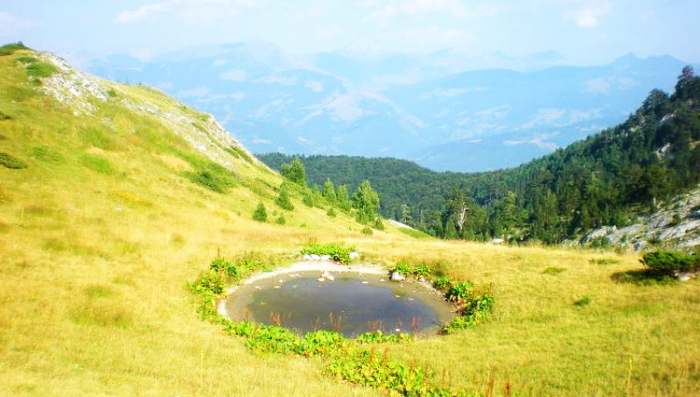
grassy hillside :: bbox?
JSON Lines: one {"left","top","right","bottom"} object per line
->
{"left": 1, "top": 45, "right": 699, "bottom": 396}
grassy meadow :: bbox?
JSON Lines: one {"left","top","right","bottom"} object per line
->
{"left": 0, "top": 47, "right": 698, "bottom": 396}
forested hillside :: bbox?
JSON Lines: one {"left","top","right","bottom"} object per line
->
{"left": 260, "top": 66, "right": 700, "bottom": 244}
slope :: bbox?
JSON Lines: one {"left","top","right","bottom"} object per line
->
{"left": 1, "top": 45, "right": 699, "bottom": 397}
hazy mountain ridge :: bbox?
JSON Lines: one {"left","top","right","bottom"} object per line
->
{"left": 87, "top": 44, "right": 696, "bottom": 171}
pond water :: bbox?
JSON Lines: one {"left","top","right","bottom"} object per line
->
{"left": 224, "top": 271, "right": 454, "bottom": 337}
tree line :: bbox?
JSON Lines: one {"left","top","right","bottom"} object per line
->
{"left": 259, "top": 66, "right": 700, "bottom": 243}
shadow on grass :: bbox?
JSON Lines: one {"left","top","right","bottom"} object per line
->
{"left": 611, "top": 269, "right": 677, "bottom": 285}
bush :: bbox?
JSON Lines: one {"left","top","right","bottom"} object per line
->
{"left": 326, "top": 207, "right": 337, "bottom": 217}
{"left": 81, "top": 154, "right": 114, "bottom": 175}
{"left": 0, "top": 42, "right": 28, "bottom": 56}
{"left": 253, "top": 202, "right": 268, "bottom": 222}
{"left": 187, "top": 162, "right": 236, "bottom": 193}
{"left": 0, "top": 152, "right": 27, "bottom": 169}
{"left": 373, "top": 217, "right": 384, "bottom": 230}
{"left": 25, "top": 60, "right": 58, "bottom": 78}
{"left": 641, "top": 250, "right": 699, "bottom": 275}
{"left": 445, "top": 282, "right": 473, "bottom": 303}
{"left": 275, "top": 183, "right": 294, "bottom": 210}
{"left": 361, "top": 226, "right": 373, "bottom": 235}
{"left": 432, "top": 276, "right": 452, "bottom": 291}
{"left": 301, "top": 243, "right": 354, "bottom": 264}
{"left": 276, "top": 215, "right": 286, "bottom": 225}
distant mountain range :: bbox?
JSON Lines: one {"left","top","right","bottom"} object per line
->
{"left": 88, "top": 43, "right": 697, "bottom": 171}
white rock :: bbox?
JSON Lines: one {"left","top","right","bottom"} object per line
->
{"left": 320, "top": 255, "right": 331, "bottom": 261}
{"left": 302, "top": 254, "right": 312, "bottom": 260}
{"left": 349, "top": 251, "right": 360, "bottom": 260}
{"left": 390, "top": 271, "right": 405, "bottom": 281}
{"left": 310, "top": 254, "right": 321, "bottom": 261}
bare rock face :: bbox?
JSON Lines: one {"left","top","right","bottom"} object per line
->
{"left": 581, "top": 185, "right": 700, "bottom": 250}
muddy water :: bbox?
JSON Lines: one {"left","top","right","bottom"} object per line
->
{"left": 224, "top": 271, "right": 454, "bottom": 337}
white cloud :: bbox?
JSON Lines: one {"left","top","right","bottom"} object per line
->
{"left": 505, "top": 133, "right": 559, "bottom": 151}
{"left": 305, "top": 80, "right": 324, "bottom": 93}
{"left": 566, "top": 0, "right": 610, "bottom": 28}
{"left": 251, "top": 137, "right": 272, "bottom": 145}
{"left": 584, "top": 77, "right": 611, "bottom": 94}
{"left": 116, "top": 2, "right": 167, "bottom": 24}
{"left": 297, "top": 136, "right": 311, "bottom": 144}
{"left": 219, "top": 69, "right": 248, "bottom": 82}
{"left": 256, "top": 74, "right": 297, "bottom": 85}
{"left": 115, "top": 0, "right": 259, "bottom": 24}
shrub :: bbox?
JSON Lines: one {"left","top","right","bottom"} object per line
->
{"left": 275, "top": 183, "right": 294, "bottom": 210}
{"left": 191, "top": 270, "right": 224, "bottom": 295}
{"left": 253, "top": 202, "right": 268, "bottom": 222}
{"left": 326, "top": 207, "right": 337, "bottom": 217}
{"left": 443, "top": 293, "right": 494, "bottom": 334}
{"left": 543, "top": 266, "right": 566, "bottom": 275}
{"left": 81, "top": 154, "right": 113, "bottom": 175}
{"left": 361, "top": 226, "right": 373, "bottom": 235}
{"left": 25, "top": 60, "right": 58, "bottom": 78}
{"left": 187, "top": 162, "right": 236, "bottom": 193}
{"left": 276, "top": 215, "right": 286, "bottom": 225}
{"left": 391, "top": 261, "right": 413, "bottom": 275}
{"left": 412, "top": 264, "right": 431, "bottom": 278}
{"left": 641, "top": 250, "right": 699, "bottom": 275}
{"left": 225, "top": 146, "right": 254, "bottom": 163}
{"left": 302, "top": 191, "right": 314, "bottom": 207}
{"left": 301, "top": 243, "right": 354, "bottom": 264}
{"left": 0, "top": 42, "right": 28, "bottom": 56}
{"left": 0, "top": 152, "right": 27, "bottom": 169}
{"left": 574, "top": 296, "right": 591, "bottom": 307}
{"left": 373, "top": 217, "right": 384, "bottom": 230}
{"left": 432, "top": 276, "right": 452, "bottom": 291}
{"left": 210, "top": 257, "right": 240, "bottom": 280}
{"left": 445, "top": 282, "right": 473, "bottom": 303}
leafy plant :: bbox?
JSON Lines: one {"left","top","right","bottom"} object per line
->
{"left": 361, "top": 226, "right": 373, "bottom": 235}
{"left": 326, "top": 207, "right": 337, "bottom": 217}
{"left": 252, "top": 202, "right": 268, "bottom": 222}
{"left": 432, "top": 276, "right": 452, "bottom": 291}
{"left": 445, "top": 282, "right": 473, "bottom": 303}
{"left": 356, "top": 330, "right": 411, "bottom": 344}
{"left": 276, "top": 215, "right": 286, "bottom": 225}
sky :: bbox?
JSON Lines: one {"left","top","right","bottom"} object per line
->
{"left": 1, "top": 0, "right": 699, "bottom": 66}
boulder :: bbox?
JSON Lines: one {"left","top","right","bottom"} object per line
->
{"left": 390, "top": 271, "right": 405, "bottom": 281}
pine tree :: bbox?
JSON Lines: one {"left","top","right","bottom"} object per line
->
{"left": 352, "top": 180, "right": 380, "bottom": 224}
{"left": 252, "top": 202, "right": 268, "bottom": 222}
{"left": 275, "top": 183, "right": 294, "bottom": 210}
{"left": 280, "top": 157, "right": 306, "bottom": 186}
{"left": 336, "top": 185, "right": 351, "bottom": 211}
{"left": 322, "top": 178, "right": 337, "bottom": 204}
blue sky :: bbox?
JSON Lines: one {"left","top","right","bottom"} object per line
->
{"left": 1, "top": 0, "right": 698, "bottom": 66}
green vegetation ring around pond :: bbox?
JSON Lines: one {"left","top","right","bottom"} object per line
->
{"left": 190, "top": 250, "right": 496, "bottom": 396}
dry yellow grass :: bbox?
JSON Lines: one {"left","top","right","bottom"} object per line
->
{"left": 0, "top": 48, "right": 698, "bottom": 396}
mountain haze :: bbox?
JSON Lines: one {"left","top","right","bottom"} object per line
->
{"left": 88, "top": 44, "right": 695, "bottom": 171}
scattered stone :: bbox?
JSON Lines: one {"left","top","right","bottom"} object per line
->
{"left": 320, "top": 255, "right": 331, "bottom": 261}
{"left": 349, "top": 251, "right": 360, "bottom": 260}
{"left": 310, "top": 254, "right": 321, "bottom": 261}
{"left": 490, "top": 238, "right": 504, "bottom": 245}
{"left": 302, "top": 254, "right": 312, "bottom": 260}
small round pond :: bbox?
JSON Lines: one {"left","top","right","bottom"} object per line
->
{"left": 223, "top": 268, "right": 454, "bottom": 337}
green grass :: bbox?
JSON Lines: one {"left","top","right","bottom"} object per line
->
{"left": 397, "top": 226, "right": 432, "bottom": 239}
{"left": 80, "top": 153, "right": 114, "bottom": 175}
{"left": 24, "top": 60, "right": 58, "bottom": 78}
